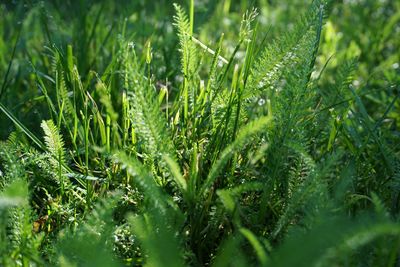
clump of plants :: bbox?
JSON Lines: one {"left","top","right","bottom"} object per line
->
{"left": 0, "top": 0, "right": 399, "bottom": 266}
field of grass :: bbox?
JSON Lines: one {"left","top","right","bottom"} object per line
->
{"left": 0, "top": 0, "right": 399, "bottom": 266}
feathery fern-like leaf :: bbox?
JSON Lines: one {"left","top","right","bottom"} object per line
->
{"left": 173, "top": 3, "right": 199, "bottom": 82}
{"left": 122, "top": 44, "right": 176, "bottom": 183}
{"left": 41, "top": 120, "right": 66, "bottom": 166}
{"left": 247, "top": 0, "right": 330, "bottom": 99}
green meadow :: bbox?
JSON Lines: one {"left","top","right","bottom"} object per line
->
{"left": 0, "top": 0, "right": 399, "bottom": 266}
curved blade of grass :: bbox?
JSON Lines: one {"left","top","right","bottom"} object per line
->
{"left": 0, "top": 102, "right": 46, "bottom": 150}
{"left": 239, "top": 228, "right": 269, "bottom": 266}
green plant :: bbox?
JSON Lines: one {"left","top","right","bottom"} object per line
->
{"left": 0, "top": 0, "right": 399, "bottom": 266}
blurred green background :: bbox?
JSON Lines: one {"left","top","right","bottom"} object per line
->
{"left": 1, "top": 0, "right": 399, "bottom": 138}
